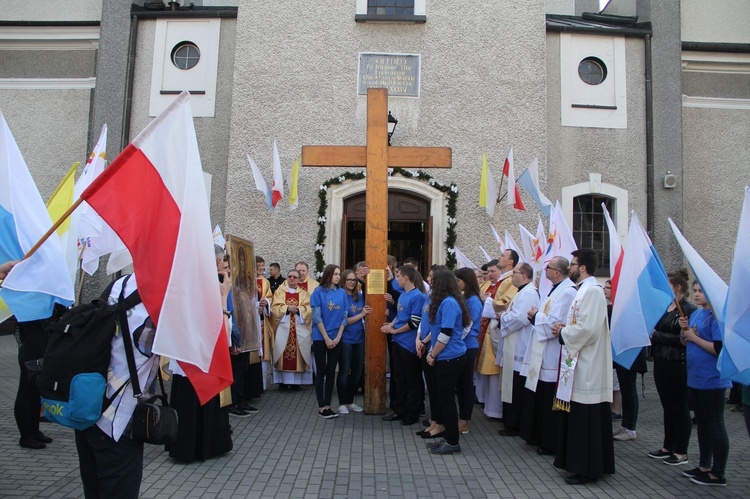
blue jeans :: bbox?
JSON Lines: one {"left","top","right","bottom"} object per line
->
{"left": 690, "top": 387, "right": 729, "bottom": 478}
{"left": 337, "top": 342, "right": 364, "bottom": 405}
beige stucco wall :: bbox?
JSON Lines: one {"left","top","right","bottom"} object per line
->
{"left": 1, "top": 0, "right": 101, "bottom": 22}
{"left": 224, "top": 1, "right": 549, "bottom": 272}
{"left": 546, "top": 34, "right": 648, "bottom": 224}
{"left": 682, "top": 107, "right": 750, "bottom": 280}
{"left": 681, "top": 0, "right": 750, "bottom": 44}
{"left": 0, "top": 89, "right": 91, "bottom": 199}
{"left": 128, "top": 17, "right": 237, "bottom": 228}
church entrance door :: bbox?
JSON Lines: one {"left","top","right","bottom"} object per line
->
{"left": 342, "top": 190, "right": 431, "bottom": 271}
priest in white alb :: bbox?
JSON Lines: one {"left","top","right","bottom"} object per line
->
{"left": 519, "top": 256, "right": 576, "bottom": 455}
{"left": 496, "top": 262, "right": 538, "bottom": 436}
{"left": 551, "top": 249, "right": 614, "bottom": 485}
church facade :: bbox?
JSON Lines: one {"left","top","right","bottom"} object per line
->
{"left": 1, "top": 0, "right": 748, "bottom": 282}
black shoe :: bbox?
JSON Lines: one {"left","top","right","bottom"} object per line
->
{"left": 426, "top": 439, "right": 444, "bottom": 449}
{"left": 401, "top": 418, "right": 418, "bottom": 425}
{"left": 318, "top": 408, "right": 338, "bottom": 419}
{"left": 690, "top": 473, "right": 727, "bottom": 487}
{"left": 19, "top": 437, "right": 46, "bottom": 450}
{"left": 278, "top": 383, "right": 288, "bottom": 391}
{"left": 241, "top": 404, "right": 259, "bottom": 414}
{"left": 35, "top": 431, "right": 53, "bottom": 444}
{"left": 229, "top": 407, "right": 251, "bottom": 418}
{"left": 536, "top": 447, "right": 555, "bottom": 456}
{"left": 382, "top": 413, "right": 402, "bottom": 421}
{"left": 498, "top": 428, "right": 520, "bottom": 437}
{"left": 564, "top": 474, "right": 596, "bottom": 485}
{"left": 289, "top": 385, "right": 301, "bottom": 391}
{"left": 682, "top": 467, "right": 707, "bottom": 478}
{"left": 416, "top": 430, "right": 428, "bottom": 436}
{"left": 430, "top": 441, "right": 461, "bottom": 455}
{"left": 611, "top": 412, "right": 622, "bottom": 421}
{"left": 648, "top": 448, "right": 672, "bottom": 459}
{"left": 422, "top": 418, "right": 431, "bottom": 427}
{"left": 421, "top": 431, "right": 444, "bottom": 439}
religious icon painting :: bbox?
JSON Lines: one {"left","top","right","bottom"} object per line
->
{"left": 226, "top": 234, "right": 261, "bottom": 353}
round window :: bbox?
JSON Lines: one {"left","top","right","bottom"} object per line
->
{"left": 578, "top": 57, "right": 607, "bottom": 85}
{"left": 171, "top": 42, "right": 200, "bottom": 70}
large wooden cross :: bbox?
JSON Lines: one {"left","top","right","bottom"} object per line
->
{"left": 302, "top": 88, "right": 451, "bottom": 414}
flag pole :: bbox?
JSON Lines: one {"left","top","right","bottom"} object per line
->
{"left": 74, "top": 247, "right": 86, "bottom": 306}
{"left": 496, "top": 168, "right": 505, "bottom": 203}
{"left": 22, "top": 197, "right": 84, "bottom": 261}
{"left": 674, "top": 298, "right": 685, "bottom": 319}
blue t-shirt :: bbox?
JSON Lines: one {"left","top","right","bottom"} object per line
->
{"left": 463, "top": 295, "right": 482, "bottom": 350}
{"left": 687, "top": 308, "right": 731, "bottom": 390}
{"left": 429, "top": 296, "right": 467, "bottom": 360}
{"left": 419, "top": 296, "right": 431, "bottom": 343}
{"left": 310, "top": 286, "right": 348, "bottom": 342}
{"left": 392, "top": 288, "right": 426, "bottom": 354}
{"left": 343, "top": 292, "right": 366, "bottom": 344}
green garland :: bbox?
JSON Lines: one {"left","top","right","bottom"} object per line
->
{"left": 315, "top": 168, "right": 458, "bottom": 275}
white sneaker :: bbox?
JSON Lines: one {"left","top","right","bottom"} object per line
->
{"left": 348, "top": 403, "right": 364, "bottom": 412}
{"left": 613, "top": 426, "right": 625, "bottom": 436}
{"left": 338, "top": 405, "right": 350, "bottom": 415}
{"left": 613, "top": 429, "right": 636, "bottom": 441}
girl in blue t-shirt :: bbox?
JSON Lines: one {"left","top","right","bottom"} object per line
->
{"left": 336, "top": 269, "right": 372, "bottom": 415}
{"left": 454, "top": 267, "right": 483, "bottom": 434}
{"left": 424, "top": 269, "right": 469, "bottom": 455}
{"left": 678, "top": 281, "right": 731, "bottom": 487}
{"left": 310, "top": 264, "right": 348, "bottom": 419}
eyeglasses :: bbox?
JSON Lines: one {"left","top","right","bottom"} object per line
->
{"left": 512, "top": 270, "right": 523, "bottom": 275}
{"left": 545, "top": 265, "right": 560, "bottom": 272}
{"left": 345, "top": 278, "right": 358, "bottom": 282}
{"left": 287, "top": 275, "right": 299, "bottom": 279}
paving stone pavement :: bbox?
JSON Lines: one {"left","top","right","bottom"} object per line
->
{"left": 0, "top": 333, "right": 746, "bottom": 498}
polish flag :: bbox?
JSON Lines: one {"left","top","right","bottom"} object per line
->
{"left": 80, "top": 92, "right": 232, "bottom": 404}
{"left": 271, "top": 139, "right": 284, "bottom": 208}
{"left": 602, "top": 202, "right": 624, "bottom": 303}
{"left": 503, "top": 147, "right": 525, "bottom": 211}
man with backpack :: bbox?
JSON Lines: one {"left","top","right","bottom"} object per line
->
{"left": 73, "top": 274, "right": 159, "bottom": 498}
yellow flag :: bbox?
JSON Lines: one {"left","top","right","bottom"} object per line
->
{"left": 479, "top": 152, "right": 488, "bottom": 207}
{"left": 289, "top": 154, "right": 300, "bottom": 209}
{"left": 46, "top": 162, "right": 79, "bottom": 236}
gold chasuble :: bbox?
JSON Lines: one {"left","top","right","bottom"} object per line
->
{"left": 257, "top": 276, "right": 273, "bottom": 362}
{"left": 476, "top": 276, "right": 517, "bottom": 375}
{"left": 298, "top": 277, "right": 318, "bottom": 295}
{"left": 270, "top": 283, "right": 312, "bottom": 373}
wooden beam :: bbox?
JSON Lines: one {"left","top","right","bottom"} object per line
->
{"left": 387, "top": 146, "right": 452, "bottom": 168}
{"left": 301, "top": 145, "right": 366, "bottom": 167}
{"left": 363, "top": 88, "right": 388, "bottom": 415}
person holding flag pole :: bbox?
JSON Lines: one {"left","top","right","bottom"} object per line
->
{"left": 678, "top": 281, "right": 731, "bottom": 487}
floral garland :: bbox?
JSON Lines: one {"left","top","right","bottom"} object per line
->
{"left": 315, "top": 167, "right": 458, "bottom": 275}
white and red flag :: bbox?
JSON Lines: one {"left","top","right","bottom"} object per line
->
{"left": 80, "top": 92, "right": 232, "bottom": 404}
{"left": 602, "top": 202, "right": 624, "bottom": 303}
{"left": 271, "top": 139, "right": 284, "bottom": 208}
{"left": 503, "top": 146, "right": 525, "bottom": 211}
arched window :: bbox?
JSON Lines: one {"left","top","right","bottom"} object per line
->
{"left": 572, "top": 194, "right": 614, "bottom": 277}
{"left": 562, "top": 176, "right": 627, "bottom": 279}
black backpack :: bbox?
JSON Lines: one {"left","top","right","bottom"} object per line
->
{"left": 37, "top": 274, "right": 142, "bottom": 430}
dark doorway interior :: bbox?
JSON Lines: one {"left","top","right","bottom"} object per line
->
{"left": 342, "top": 190, "right": 431, "bottom": 271}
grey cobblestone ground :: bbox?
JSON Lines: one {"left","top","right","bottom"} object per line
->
{"left": 0, "top": 334, "right": 746, "bottom": 498}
